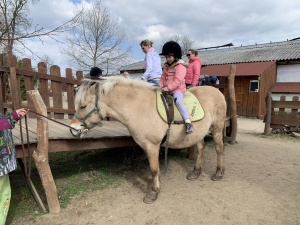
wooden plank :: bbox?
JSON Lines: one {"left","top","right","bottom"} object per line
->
{"left": 37, "top": 62, "right": 50, "bottom": 110}
{"left": 13, "top": 118, "right": 131, "bottom": 143}
{"left": 15, "top": 136, "right": 136, "bottom": 158}
{"left": 272, "top": 101, "right": 300, "bottom": 109}
{"left": 290, "top": 96, "right": 299, "bottom": 119}
{"left": 13, "top": 121, "right": 37, "bottom": 144}
{"left": 8, "top": 67, "right": 21, "bottom": 110}
{"left": 278, "top": 96, "right": 286, "bottom": 117}
{"left": 22, "top": 58, "right": 35, "bottom": 118}
{"left": 271, "top": 115, "right": 300, "bottom": 127}
{"left": 66, "top": 68, "right": 75, "bottom": 119}
{"left": 50, "top": 66, "right": 64, "bottom": 119}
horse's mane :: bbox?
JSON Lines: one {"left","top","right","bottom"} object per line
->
{"left": 75, "top": 76, "right": 158, "bottom": 104}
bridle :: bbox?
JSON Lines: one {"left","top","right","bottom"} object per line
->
{"left": 74, "top": 92, "right": 103, "bottom": 130}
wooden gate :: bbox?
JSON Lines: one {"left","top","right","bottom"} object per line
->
{"left": 264, "top": 92, "right": 300, "bottom": 134}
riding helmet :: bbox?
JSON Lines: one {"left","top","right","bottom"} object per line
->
{"left": 159, "top": 41, "right": 182, "bottom": 59}
{"left": 85, "top": 67, "right": 102, "bottom": 79}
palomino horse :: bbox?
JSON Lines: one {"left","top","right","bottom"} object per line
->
{"left": 70, "top": 76, "right": 227, "bottom": 203}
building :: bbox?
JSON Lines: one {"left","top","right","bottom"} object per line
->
{"left": 120, "top": 38, "right": 300, "bottom": 118}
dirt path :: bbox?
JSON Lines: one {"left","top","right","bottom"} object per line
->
{"left": 10, "top": 131, "right": 300, "bottom": 225}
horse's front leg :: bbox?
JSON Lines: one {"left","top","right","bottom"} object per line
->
{"left": 186, "top": 140, "right": 205, "bottom": 180}
{"left": 143, "top": 144, "right": 160, "bottom": 204}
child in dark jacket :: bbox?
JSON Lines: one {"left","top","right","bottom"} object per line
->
{"left": 0, "top": 108, "right": 28, "bottom": 225}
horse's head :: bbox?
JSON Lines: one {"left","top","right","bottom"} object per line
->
{"left": 70, "top": 80, "right": 104, "bottom": 138}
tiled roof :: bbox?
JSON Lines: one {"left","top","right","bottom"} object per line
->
{"left": 201, "top": 61, "right": 276, "bottom": 76}
{"left": 120, "top": 39, "right": 300, "bottom": 71}
{"left": 270, "top": 82, "right": 300, "bottom": 93}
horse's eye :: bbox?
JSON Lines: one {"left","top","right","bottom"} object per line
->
{"left": 80, "top": 105, "right": 87, "bottom": 110}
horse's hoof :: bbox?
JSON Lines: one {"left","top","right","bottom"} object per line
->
{"left": 186, "top": 168, "right": 202, "bottom": 181}
{"left": 211, "top": 170, "right": 224, "bottom": 181}
{"left": 143, "top": 190, "right": 159, "bottom": 204}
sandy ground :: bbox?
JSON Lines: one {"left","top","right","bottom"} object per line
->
{"left": 9, "top": 119, "right": 300, "bottom": 225}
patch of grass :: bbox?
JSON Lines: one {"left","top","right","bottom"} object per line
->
{"left": 7, "top": 138, "right": 217, "bottom": 223}
{"left": 7, "top": 148, "right": 136, "bottom": 223}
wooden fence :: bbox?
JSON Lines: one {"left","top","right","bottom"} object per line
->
{"left": 0, "top": 54, "right": 83, "bottom": 116}
{"left": 264, "top": 92, "right": 300, "bottom": 134}
{"left": 0, "top": 54, "right": 85, "bottom": 213}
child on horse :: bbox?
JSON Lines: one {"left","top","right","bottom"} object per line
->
{"left": 159, "top": 41, "right": 193, "bottom": 134}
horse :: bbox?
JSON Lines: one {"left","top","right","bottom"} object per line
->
{"left": 70, "top": 76, "right": 227, "bottom": 203}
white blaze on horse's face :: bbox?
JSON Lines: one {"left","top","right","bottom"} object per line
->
{"left": 70, "top": 95, "right": 102, "bottom": 138}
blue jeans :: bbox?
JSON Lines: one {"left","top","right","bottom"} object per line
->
{"left": 148, "top": 78, "right": 160, "bottom": 86}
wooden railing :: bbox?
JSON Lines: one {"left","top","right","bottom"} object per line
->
{"left": 0, "top": 54, "right": 86, "bottom": 213}
{"left": 0, "top": 54, "right": 83, "bottom": 117}
{"left": 264, "top": 92, "right": 300, "bottom": 134}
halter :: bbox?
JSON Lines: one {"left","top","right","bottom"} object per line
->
{"left": 74, "top": 91, "right": 103, "bottom": 130}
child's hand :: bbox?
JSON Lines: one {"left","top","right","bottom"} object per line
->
{"left": 16, "top": 108, "right": 29, "bottom": 118}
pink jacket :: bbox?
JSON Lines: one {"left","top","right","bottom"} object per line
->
{"left": 185, "top": 57, "right": 201, "bottom": 86}
{"left": 159, "top": 60, "right": 186, "bottom": 94}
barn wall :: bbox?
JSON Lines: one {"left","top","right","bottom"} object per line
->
{"left": 234, "top": 76, "right": 260, "bottom": 117}
{"left": 258, "top": 63, "right": 277, "bottom": 118}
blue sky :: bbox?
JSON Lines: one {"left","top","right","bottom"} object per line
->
{"left": 21, "top": 0, "right": 300, "bottom": 72}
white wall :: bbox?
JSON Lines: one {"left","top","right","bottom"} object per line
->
{"left": 277, "top": 64, "right": 300, "bottom": 82}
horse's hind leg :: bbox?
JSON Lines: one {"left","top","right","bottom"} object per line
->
{"left": 186, "top": 140, "right": 205, "bottom": 181}
{"left": 143, "top": 144, "right": 160, "bottom": 204}
{"left": 211, "top": 127, "right": 225, "bottom": 181}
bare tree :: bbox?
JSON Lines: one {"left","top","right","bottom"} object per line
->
{"left": 0, "top": 0, "right": 81, "bottom": 55}
{"left": 60, "top": 0, "right": 131, "bottom": 74}
{"left": 181, "top": 35, "right": 194, "bottom": 54}
{"left": 159, "top": 34, "right": 194, "bottom": 56}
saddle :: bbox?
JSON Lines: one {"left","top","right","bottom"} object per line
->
{"left": 156, "top": 90, "right": 204, "bottom": 124}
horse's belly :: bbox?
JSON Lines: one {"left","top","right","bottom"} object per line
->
{"left": 164, "top": 133, "right": 206, "bottom": 149}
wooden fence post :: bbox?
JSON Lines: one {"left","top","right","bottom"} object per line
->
{"left": 264, "top": 92, "right": 272, "bottom": 135}
{"left": 22, "top": 58, "right": 35, "bottom": 117}
{"left": 66, "top": 68, "right": 75, "bottom": 119}
{"left": 26, "top": 90, "right": 60, "bottom": 214}
{"left": 50, "top": 65, "right": 63, "bottom": 119}
{"left": 228, "top": 64, "right": 237, "bottom": 144}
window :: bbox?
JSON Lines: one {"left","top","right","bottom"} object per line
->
{"left": 249, "top": 80, "right": 259, "bottom": 92}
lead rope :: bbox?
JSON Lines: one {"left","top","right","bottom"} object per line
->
{"left": 18, "top": 114, "right": 47, "bottom": 212}
{"left": 18, "top": 116, "right": 31, "bottom": 177}
{"left": 30, "top": 110, "right": 81, "bottom": 132}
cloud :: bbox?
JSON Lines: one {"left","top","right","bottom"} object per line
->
{"left": 18, "top": 0, "right": 300, "bottom": 71}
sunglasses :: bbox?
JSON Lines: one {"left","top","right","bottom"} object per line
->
{"left": 186, "top": 54, "right": 191, "bottom": 57}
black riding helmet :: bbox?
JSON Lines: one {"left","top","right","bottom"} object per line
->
{"left": 159, "top": 41, "right": 182, "bottom": 59}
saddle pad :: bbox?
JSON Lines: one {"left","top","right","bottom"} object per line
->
{"left": 156, "top": 90, "right": 204, "bottom": 123}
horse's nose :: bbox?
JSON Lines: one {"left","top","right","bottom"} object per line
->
{"left": 70, "top": 128, "right": 81, "bottom": 138}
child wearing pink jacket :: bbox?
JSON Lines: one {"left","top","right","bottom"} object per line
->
{"left": 159, "top": 41, "right": 193, "bottom": 134}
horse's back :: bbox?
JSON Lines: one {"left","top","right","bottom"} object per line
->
{"left": 189, "top": 86, "right": 227, "bottom": 119}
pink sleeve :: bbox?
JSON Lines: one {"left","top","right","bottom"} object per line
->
{"left": 192, "top": 61, "right": 201, "bottom": 86}
{"left": 0, "top": 111, "right": 19, "bottom": 131}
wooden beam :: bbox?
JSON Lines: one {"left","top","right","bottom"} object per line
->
{"left": 264, "top": 92, "right": 272, "bottom": 135}
{"left": 228, "top": 64, "right": 237, "bottom": 144}
{"left": 27, "top": 90, "right": 60, "bottom": 214}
